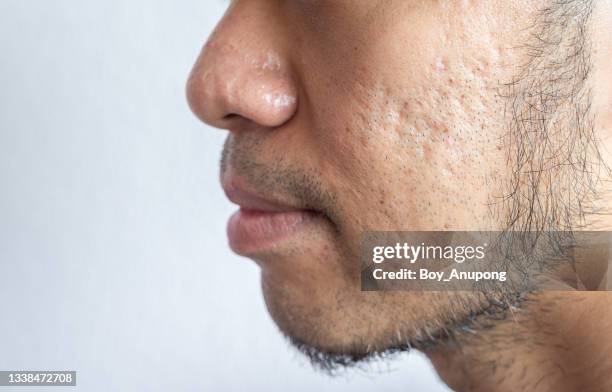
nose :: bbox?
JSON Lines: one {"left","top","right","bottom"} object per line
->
{"left": 186, "top": 2, "right": 298, "bottom": 131}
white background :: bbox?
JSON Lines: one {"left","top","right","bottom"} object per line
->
{"left": 0, "top": 0, "right": 449, "bottom": 391}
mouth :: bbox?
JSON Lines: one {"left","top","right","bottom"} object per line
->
{"left": 222, "top": 175, "right": 321, "bottom": 255}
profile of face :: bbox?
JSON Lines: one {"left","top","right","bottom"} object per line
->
{"left": 187, "top": 0, "right": 612, "bottom": 376}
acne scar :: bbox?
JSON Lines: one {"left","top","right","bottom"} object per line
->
{"left": 434, "top": 57, "right": 447, "bottom": 72}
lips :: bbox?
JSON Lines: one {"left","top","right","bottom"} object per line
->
{"left": 222, "top": 176, "right": 318, "bottom": 255}
{"left": 223, "top": 181, "right": 295, "bottom": 213}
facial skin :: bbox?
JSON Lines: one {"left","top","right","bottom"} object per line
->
{"left": 187, "top": 1, "right": 612, "bottom": 391}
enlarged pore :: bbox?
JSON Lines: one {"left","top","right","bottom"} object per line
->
{"left": 500, "top": 0, "right": 608, "bottom": 236}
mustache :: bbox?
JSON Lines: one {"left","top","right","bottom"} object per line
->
{"left": 220, "top": 135, "right": 338, "bottom": 221}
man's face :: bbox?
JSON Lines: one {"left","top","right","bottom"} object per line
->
{"left": 187, "top": 0, "right": 591, "bottom": 362}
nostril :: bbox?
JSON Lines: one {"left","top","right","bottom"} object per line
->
{"left": 222, "top": 113, "right": 244, "bottom": 128}
{"left": 220, "top": 113, "right": 255, "bottom": 132}
{"left": 223, "top": 113, "right": 240, "bottom": 121}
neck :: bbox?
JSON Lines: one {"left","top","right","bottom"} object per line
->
{"left": 427, "top": 292, "right": 612, "bottom": 392}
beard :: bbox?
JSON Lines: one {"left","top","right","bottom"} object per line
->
{"left": 312, "top": 0, "right": 605, "bottom": 371}
{"left": 222, "top": 0, "right": 604, "bottom": 372}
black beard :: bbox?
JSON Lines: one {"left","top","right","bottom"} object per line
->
{"left": 290, "top": 0, "right": 605, "bottom": 373}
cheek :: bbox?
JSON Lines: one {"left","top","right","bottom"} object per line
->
{"left": 301, "top": 4, "right": 518, "bottom": 230}
{"left": 310, "top": 56, "right": 507, "bottom": 231}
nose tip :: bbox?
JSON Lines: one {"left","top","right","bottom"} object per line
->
{"left": 187, "top": 40, "right": 298, "bottom": 131}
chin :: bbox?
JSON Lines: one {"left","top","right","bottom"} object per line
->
{"left": 258, "top": 256, "right": 490, "bottom": 370}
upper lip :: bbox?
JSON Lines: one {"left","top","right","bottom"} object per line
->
{"left": 222, "top": 175, "right": 299, "bottom": 213}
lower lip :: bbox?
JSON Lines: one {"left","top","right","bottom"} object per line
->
{"left": 227, "top": 209, "right": 316, "bottom": 254}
